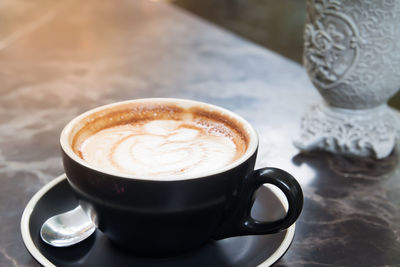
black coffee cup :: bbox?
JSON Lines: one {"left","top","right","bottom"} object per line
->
{"left": 60, "top": 98, "right": 303, "bottom": 255}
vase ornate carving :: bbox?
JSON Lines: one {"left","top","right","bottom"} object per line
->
{"left": 295, "top": 0, "right": 400, "bottom": 159}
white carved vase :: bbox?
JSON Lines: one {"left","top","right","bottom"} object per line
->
{"left": 295, "top": 0, "right": 400, "bottom": 159}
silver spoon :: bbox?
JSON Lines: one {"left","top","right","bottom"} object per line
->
{"left": 40, "top": 206, "right": 96, "bottom": 247}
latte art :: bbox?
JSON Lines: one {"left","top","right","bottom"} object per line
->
{"left": 79, "top": 120, "right": 238, "bottom": 178}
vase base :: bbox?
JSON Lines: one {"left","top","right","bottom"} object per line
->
{"left": 294, "top": 103, "right": 400, "bottom": 159}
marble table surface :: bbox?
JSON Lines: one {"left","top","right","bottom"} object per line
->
{"left": 1, "top": 0, "right": 399, "bottom": 266}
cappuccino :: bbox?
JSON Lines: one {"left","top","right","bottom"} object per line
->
{"left": 71, "top": 101, "right": 249, "bottom": 179}
{"left": 60, "top": 99, "right": 303, "bottom": 255}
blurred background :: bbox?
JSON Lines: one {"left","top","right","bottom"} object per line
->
{"left": 165, "top": 0, "right": 400, "bottom": 109}
{"left": 170, "top": 0, "right": 305, "bottom": 63}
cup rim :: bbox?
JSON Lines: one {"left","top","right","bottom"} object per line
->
{"left": 60, "top": 98, "right": 259, "bottom": 181}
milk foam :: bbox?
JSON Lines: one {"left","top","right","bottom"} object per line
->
{"left": 79, "top": 120, "right": 237, "bottom": 178}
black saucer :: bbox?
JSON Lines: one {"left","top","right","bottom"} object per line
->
{"left": 21, "top": 174, "right": 295, "bottom": 267}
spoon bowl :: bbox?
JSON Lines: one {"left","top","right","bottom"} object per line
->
{"left": 40, "top": 206, "right": 96, "bottom": 247}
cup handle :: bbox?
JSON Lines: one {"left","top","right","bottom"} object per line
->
{"left": 214, "top": 167, "right": 303, "bottom": 239}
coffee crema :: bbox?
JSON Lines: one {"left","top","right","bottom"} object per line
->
{"left": 71, "top": 102, "right": 249, "bottom": 179}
